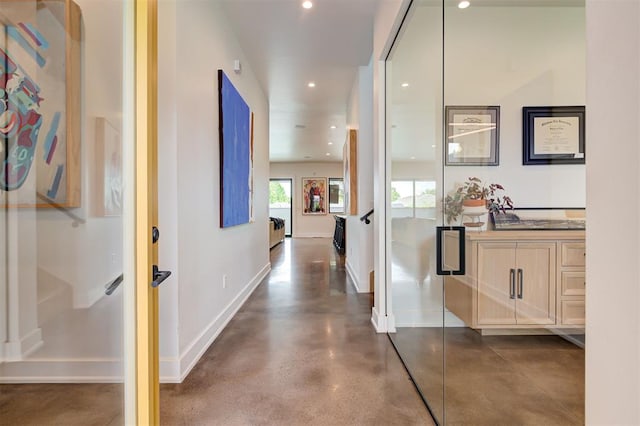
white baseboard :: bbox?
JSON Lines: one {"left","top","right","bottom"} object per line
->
{"left": 387, "top": 313, "right": 396, "bottom": 333}
{"left": 0, "top": 358, "right": 123, "bottom": 383}
{"left": 345, "top": 259, "right": 363, "bottom": 293}
{"left": 3, "top": 328, "right": 43, "bottom": 362}
{"left": 393, "top": 311, "right": 466, "bottom": 328}
{"left": 159, "top": 356, "right": 180, "bottom": 382}
{"left": 371, "top": 306, "right": 387, "bottom": 333}
{"left": 160, "top": 262, "right": 271, "bottom": 383}
{"left": 293, "top": 233, "right": 333, "bottom": 238}
{"left": 0, "top": 264, "right": 271, "bottom": 384}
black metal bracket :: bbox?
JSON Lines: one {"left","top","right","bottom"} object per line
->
{"left": 105, "top": 274, "right": 124, "bottom": 296}
{"left": 360, "top": 209, "right": 374, "bottom": 224}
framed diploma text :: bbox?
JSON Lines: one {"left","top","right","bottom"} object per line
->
{"left": 445, "top": 106, "right": 500, "bottom": 166}
{"left": 523, "top": 106, "right": 585, "bottom": 165}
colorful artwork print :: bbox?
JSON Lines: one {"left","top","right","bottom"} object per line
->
{"left": 1, "top": 2, "right": 80, "bottom": 207}
{"left": 218, "top": 70, "right": 253, "bottom": 228}
{"left": 0, "top": 48, "right": 42, "bottom": 191}
{"left": 302, "top": 177, "right": 327, "bottom": 215}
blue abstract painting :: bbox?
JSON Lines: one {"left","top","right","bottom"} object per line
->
{"left": 218, "top": 70, "right": 252, "bottom": 228}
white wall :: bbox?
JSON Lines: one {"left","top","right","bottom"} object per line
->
{"left": 1, "top": 0, "right": 125, "bottom": 368}
{"left": 371, "top": 0, "right": 411, "bottom": 331}
{"left": 158, "top": 0, "right": 180, "bottom": 374}
{"left": 35, "top": 0, "right": 124, "bottom": 310}
{"left": 158, "top": 0, "right": 270, "bottom": 382}
{"left": 269, "top": 162, "right": 343, "bottom": 238}
{"left": 345, "top": 62, "right": 375, "bottom": 293}
{"left": 585, "top": 0, "right": 640, "bottom": 423}
{"left": 442, "top": 7, "right": 586, "bottom": 208}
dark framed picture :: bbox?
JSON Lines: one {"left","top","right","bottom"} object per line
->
{"left": 523, "top": 106, "right": 585, "bottom": 165}
{"left": 445, "top": 105, "right": 500, "bottom": 166}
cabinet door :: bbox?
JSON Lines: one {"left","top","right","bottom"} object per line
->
{"left": 477, "top": 243, "right": 517, "bottom": 325}
{"left": 515, "top": 243, "right": 556, "bottom": 325}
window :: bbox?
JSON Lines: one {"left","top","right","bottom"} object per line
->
{"left": 269, "top": 179, "right": 292, "bottom": 237}
{"left": 328, "top": 178, "right": 344, "bottom": 214}
{"left": 269, "top": 180, "right": 291, "bottom": 207}
{"left": 391, "top": 179, "right": 436, "bottom": 218}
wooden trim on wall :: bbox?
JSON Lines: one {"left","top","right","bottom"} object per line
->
{"left": 345, "top": 129, "right": 358, "bottom": 216}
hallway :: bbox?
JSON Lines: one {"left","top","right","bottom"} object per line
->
{"left": 160, "top": 238, "right": 432, "bottom": 424}
{"left": 0, "top": 238, "right": 432, "bottom": 425}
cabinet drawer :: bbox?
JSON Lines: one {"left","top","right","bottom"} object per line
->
{"left": 561, "top": 300, "right": 585, "bottom": 325}
{"left": 561, "top": 242, "right": 586, "bottom": 267}
{"left": 561, "top": 271, "right": 586, "bottom": 296}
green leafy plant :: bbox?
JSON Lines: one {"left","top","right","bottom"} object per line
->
{"left": 444, "top": 177, "right": 514, "bottom": 223}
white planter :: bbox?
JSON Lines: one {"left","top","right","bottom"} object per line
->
{"left": 461, "top": 202, "right": 488, "bottom": 231}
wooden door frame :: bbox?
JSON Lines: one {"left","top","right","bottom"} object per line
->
{"left": 135, "top": 0, "right": 159, "bottom": 424}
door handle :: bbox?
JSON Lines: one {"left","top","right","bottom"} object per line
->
{"left": 509, "top": 269, "right": 515, "bottom": 299}
{"left": 151, "top": 265, "right": 172, "bottom": 288}
{"left": 517, "top": 268, "right": 523, "bottom": 299}
{"left": 150, "top": 226, "right": 171, "bottom": 287}
{"left": 436, "top": 226, "right": 466, "bottom": 276}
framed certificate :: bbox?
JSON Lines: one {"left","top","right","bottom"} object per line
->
{"left": 445, "top": 106, "right": 500, "bottom": 166}
{"left": 523, "top": 106, "right": 585, "bottom": 165}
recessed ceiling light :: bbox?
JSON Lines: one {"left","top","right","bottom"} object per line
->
{"left": 330, "top": 125, "right": 336, "bottom": 129}
{"left": 326, "top": 153, "right": 331, "bottom": 156}
{"left": 432, "top": 145, "right": 436, "bottom": 148}
{"left": 328, "top": 142, "right": 333, "bottom": 145}
{"left": 458, "top": 1, "right": 470, "bottom": 9}
{"left": 308, "top": 82, "right": 316, "bottom": 88}
{"left": 410, "top": 156, "right": 416, "bottom": 160}
{"left": 302, "top": 1, "right": 313, "bottom": 9}
{"left": 401, "top": 82, "right": 410, "bottom": 88}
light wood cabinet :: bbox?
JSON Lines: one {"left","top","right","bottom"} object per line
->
{"left": 557, "top": 241, "right": 586, "bottom": 326}
{"left": 477, "top": 242, "right": 555, "bottom": 326}
{"left": 445, "top": 230, "right": 585, "bottom": 332}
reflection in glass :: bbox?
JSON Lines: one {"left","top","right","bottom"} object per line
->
{"left": 386, "top": 0, "right": 445, "bottom": 420}
{"left": 386, "top": 0, "right": 586, "bottom": 424}
{"left": 1, "top": 0, "right": 130, "bottom": 423}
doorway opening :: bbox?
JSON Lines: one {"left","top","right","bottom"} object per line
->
{"left": 269, "top": 178, "right": 293, "bottom": 237}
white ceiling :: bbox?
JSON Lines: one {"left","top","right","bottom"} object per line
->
{"left": 220, "top": 0, "right": 380, "bottom": 163}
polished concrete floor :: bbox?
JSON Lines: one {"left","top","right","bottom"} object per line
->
{"left": 391, "top": 328, "right": 585, "bottom": 425}
{"left": 0, "top": 238, "right": 433, "bottom": 425}
{"left": 159, "top": 238, "right": 433, "bottom": 425}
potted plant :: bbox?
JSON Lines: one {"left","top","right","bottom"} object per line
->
{"left": 444, "top": 177, "right": 514, "bottom": 226}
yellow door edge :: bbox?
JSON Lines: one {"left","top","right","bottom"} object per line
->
{"left": 135, "top": 0, "right": 159, "bottom": 424}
